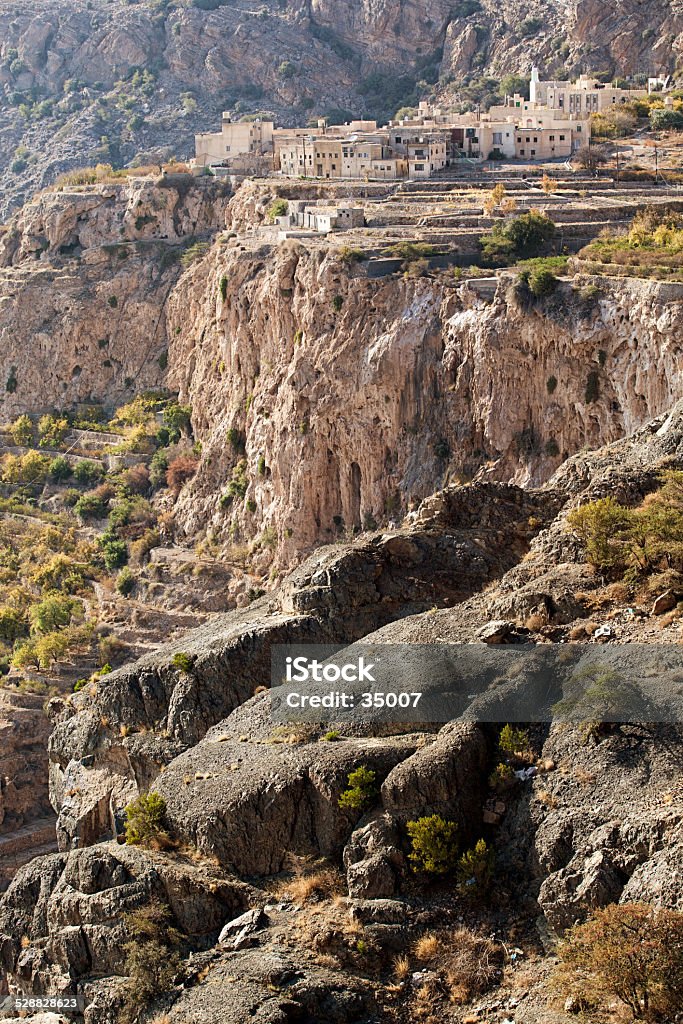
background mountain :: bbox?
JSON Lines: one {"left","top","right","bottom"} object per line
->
{"left": 1, "top": 0, "right": 681, "bottom": 217}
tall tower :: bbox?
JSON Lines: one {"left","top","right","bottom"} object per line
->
{"left": 530, "top": 65, "right": 540, "bottom": 104}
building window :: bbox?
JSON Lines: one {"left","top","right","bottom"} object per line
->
{"left": 519, "top": 148, "right": 525, "bottom": 155}
{"left": 533, "top": 136, "right": 538, "bottom": 142}
{"left": 414, "top": 163, "right": 425, "bottom": 170}
{"left": 493, "top": 132, "right": 502, "bottom": 144}
{"left": 559, "top": 134, "right": 565, "bottom": 141}
{"left": 531, "top": 149, "right": 536, "bottom": 156}
{"left": 526, "top": 137, "right": 530, "bottom": 143}
{"left": 549, "top": 135, "right": 555, "bottom": 141}
{"left": 577, "top": 125, "right": 582, "bottom": 132}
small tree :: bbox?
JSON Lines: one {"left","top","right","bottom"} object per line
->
{"left": 10, "top": 414, "right": 33, "bottom": 447}
{"left": 124, "top": 792, "right": 170, "bottom": 848}
{"left": 552, "top": 903, "right": 683, "bottom": 1019}
{"left": 338, "top": 766, "right": 377, "bottom": 812}
{"left": 407, "top": 814, "right": 459, "bottom": 875}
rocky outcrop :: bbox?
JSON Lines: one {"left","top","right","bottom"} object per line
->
{"left": 0, "top": 841, "right": 253, "bottom": 999}
{"left": 48, "top": 480, "right": 548, "bottom": 852}
{"left": 0, "top": 689, "right": 52, "bottom": 832}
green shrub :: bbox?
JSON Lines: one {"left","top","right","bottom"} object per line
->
{"left": 650, "top": 108, "right": 683, "bottom": 131}
{"left": 267, "top": 198, "right": 288, "bottom": 222}
{"left": 456, "top": 839, "right": 494, "bottom": 896}
{"left": 219, "top": 275, "right": 228, "bottom": 301}
{"left": 74, "top": 491, "right": 109, "bottom": 520}
{"left": 38, "top": 414, "right": 68, "bottom": 449}
{"left": 481, "top": 211, "right": 556, "bottom": 263}
{"left": 552, "top": 902, "right": 683, "bottom": 1018}
{"left": 149, "top": 450, "right": 169, "bottom": 488}
{"left": 585, "top": 370, "right": 600, "bottom": 404}
{"left": 566, "top": 496, "right": 633, "bottom": 571}
{"left": 546, "top": 375, "right": 558, "bottom": 394}
{"left": 488, "top": 762, "right": 515, "bottom": 791}
{"left": 332, "top": 295, "right": 344, "bottom": 313}
{"left": 171, "top": 651, "right": 193, "bottom": 673}
{"left": 116, "top": 567, "right": 136, "bottom": 597}
{"left": 498, "top": 724, "right": 530, "bottom": 758}
{"left": 322, "top": 730, "right": 341, "bottom": 741}
{"left": 227, "top": 427, "right": 245, "bottom": 453}
{"left": 528, "top": 268, "right": 558, "bottom": 297}
{"left": 124, "top": 792, "right": 170, "bottom": 847}
{"left": 29, "top": 595, "right": 78, "bottom": 634}
{"left": 338, "top": 766, "right": 377, "bottom": 812}
{"left": 406, "top": 814, "right": 459, "bottom": 875}
{"left": 121, "top": 900, "right": 182, "bottom": 1022}
{"left": 100, "top": 537, "right": 128, "bottom": 571}
{"left": 73, "top": 460, "right": 103, "bottom": 485}
{"left": 381, "top": 241, "right": 438, "bottom": 261}
{"left": 49, "top": 456, "right": 72, "bottom": 481}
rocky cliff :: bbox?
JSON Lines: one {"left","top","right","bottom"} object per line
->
{"left": 0, "top": 174, "right": 231, "bottom": 416}
{"left": 1, "top": 0, "right": 681, "bottom": 216}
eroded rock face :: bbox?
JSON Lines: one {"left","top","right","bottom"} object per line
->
{"left": 0, "top": 176, "right": 231, "bottom": 419}
{"left": 167, "top": 228, "right": 683, "bottom": 562}
{"left": 0, "top": 842, "right": 252, "bottom": 997}
{"left": 0, "top": 690, "right": 52, "bottom": 831}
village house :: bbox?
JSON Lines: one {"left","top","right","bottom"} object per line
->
{"left": 276, "top": 200, "right": 365, "bottom": 234}
{"left": 194, "top": 114, "right": 274, "bottom": 170}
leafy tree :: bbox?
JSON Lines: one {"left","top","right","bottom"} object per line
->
{"left": 29, "top": 595, "right": 79, "bottom": 634}
{"left": 407, "top": 814, "right": 459, "bottom": 874}
{"left": 38, "top": 414, "right": 68, "bottom": 449}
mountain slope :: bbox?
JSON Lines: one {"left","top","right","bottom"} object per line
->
{"left": 1, "top": 0, "right": 681, "bottom": 216}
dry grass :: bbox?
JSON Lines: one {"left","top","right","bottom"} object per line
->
{"left": 413, "top": 933, "right": 441, "bottom": 961}
{"left": 439, "top": 927, "right": 504, "bottom": 1004}
{"left": 536, "top": 789, "right": 559, "bottom": 809}
{"left": 393, "top": 954, "right": 411, "bottom": 979}
{"left": 524, "top": 611, "right": 548, "bottom": 631}
{"left": 274, "top": 859, "right": 344, "bottom": 904}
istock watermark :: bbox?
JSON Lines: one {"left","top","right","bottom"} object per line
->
{"left": 271, "top": 643, "right": 683, "bottom": 725}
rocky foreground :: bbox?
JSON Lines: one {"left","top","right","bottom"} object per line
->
{"left": 1, "top": 401, "right": 682, "bottom": 1023}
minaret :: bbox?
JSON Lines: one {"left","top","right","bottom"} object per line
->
{"left": 530, "top": 65, "right": 540, "bottom": 104}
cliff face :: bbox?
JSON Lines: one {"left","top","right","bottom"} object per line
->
{"left": 0, "top": 0, "right": 680, "bottom": 216}
{"left": 1, "top": 176, "right": 682, "bottom": 563}
{"left": 0, "top": 174, "right": 231, "bottom": 417}
{"left": 167, "top": 228, "right": 683, "bottom": 563}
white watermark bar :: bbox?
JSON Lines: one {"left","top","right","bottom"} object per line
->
{"left": 271, "top": 644, "right": 683, "bottom": 725}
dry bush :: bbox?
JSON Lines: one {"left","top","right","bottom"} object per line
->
{"left": 439, "top": 927, "right": 503, "bottom": 1004}
{"left": 275, "top": 857, "right": 343, "bottom": 904}
{"left": 166, "top": 455, "right": 198, "bottom": 495}
{"left": 413, "top": 933, "right": 441, "bottom": 961}
{"left": 552, "top": 902, "right": 683, "bottom": 1019}
{"left": 524, "top": 611, "right": 547, "bottom": 630}
{"left": 122, "top": 463, "right": 151, "bottom": 495}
